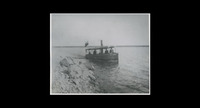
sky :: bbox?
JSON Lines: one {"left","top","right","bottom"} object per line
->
{"left": 51, "top": 14, "right": 150, "bottom": 46}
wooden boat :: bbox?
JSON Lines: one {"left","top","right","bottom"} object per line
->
{"left": 85, "top": 40, "right": 119, "bottom": 61}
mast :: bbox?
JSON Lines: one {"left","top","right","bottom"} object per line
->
{"left": 100, "top": 40, "right": 103, "bottom": 54}
{"left": 101, "top": 40, "right": 103, "bottom": 46}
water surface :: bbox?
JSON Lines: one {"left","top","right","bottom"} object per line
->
{"left": 52, "top": 47, "right": 149, "bottom": 93}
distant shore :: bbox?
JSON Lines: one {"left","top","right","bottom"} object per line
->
{"left": 53, "top": 45, "right": 149, "bottom": 48}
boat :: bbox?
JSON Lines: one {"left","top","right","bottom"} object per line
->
{"left": 85, "top": 40, "right": 119, "bottom": 62}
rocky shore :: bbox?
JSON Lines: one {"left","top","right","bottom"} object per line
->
{"left": 52, "top": 56, "right": 99, "bottom": 93}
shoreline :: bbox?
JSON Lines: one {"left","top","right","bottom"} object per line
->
{"left": 51, "top": 56, "right": 99, "bottom": 93}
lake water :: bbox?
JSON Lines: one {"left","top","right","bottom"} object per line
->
{"left": 52, "top": 47, "right": 150, "bottom": 93}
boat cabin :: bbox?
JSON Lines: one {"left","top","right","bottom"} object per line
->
{"left": 85, "top": 40, "right": 118, "bottom": 61}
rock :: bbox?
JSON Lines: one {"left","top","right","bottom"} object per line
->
{"left": 60, "top": 58, "right": 70, "bottom": 67}
{"left": 66, "top": 57, "right": 75, "bottom": 65}
{"left": 52, "top": 57, "right": 98, "bottom": 93}
{"left": 59, "top": 57, "right": 76, "bottom": 67}
{"left": 84, "top": 63, "right": 95, "bottom": 70}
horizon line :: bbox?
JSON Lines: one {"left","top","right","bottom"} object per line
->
{"left": 53, "top": 45, "right": 149, "bottom": 48}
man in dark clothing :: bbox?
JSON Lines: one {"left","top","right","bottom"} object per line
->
{"left": 105, "top": 49, "right": 108, "bottom": 54}
{"left": 93, "top": 50, "right": 97, "bottom": 55}
{"left": 85, "top": 41, "right": 89, "bottom": 47}
{"left": 110, "top": 48, "right": 114, "bottom": 53}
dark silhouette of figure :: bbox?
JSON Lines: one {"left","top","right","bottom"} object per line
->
{"left": 93, "top": 50, "right": 97, "bottom": 55}
{"left": 110, "top": 48, "right": 114, "bottom": 53}
{"left": 105, "top": 49, "right": 108, "bottom": 54}
{"left": 85, "top": 41, "right": 89, "bottom": 47}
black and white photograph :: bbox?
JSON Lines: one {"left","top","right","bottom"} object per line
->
{"left": 50, "top": 13, "right": 150, "bottom": 95}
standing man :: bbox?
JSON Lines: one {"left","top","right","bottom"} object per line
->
{"left": 105, "top": 49, "right": 108, "bottom": 54}
{"left": 110, "top": 48, "right": 114, "bottom": 53}
{"left": 85, "top": 41, "right": 89, "bottom": 47}
{"left": 93, "top": 50, "right": 97, "bottom": 55}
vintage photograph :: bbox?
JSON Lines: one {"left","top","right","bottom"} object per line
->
{"left": 50, "top": 13, "right": 150, "bottom": 95}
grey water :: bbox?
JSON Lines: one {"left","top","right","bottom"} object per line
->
{"left": 52, "top": 47, "right": 149, "bottom": 93}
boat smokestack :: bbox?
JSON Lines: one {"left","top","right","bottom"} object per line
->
{"left": 100, "top": 40, "right": 103, "bottom": 54}
{"left": 101, "top": 40, "right": 103, "bottom": 46}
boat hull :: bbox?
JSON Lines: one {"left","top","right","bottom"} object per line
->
{"left": 86, "top": 53, "right": 118, "bottom": 61}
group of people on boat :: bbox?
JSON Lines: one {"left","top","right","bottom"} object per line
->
{"left": 105, "top": 48, "right": 114, "bottom": 54}
{"left": 88, "top": 48, "right": 114, "bottom": 55}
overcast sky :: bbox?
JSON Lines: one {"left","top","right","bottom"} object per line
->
{"left": 51, "top": 14, "right": 149, "bottom": 46}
